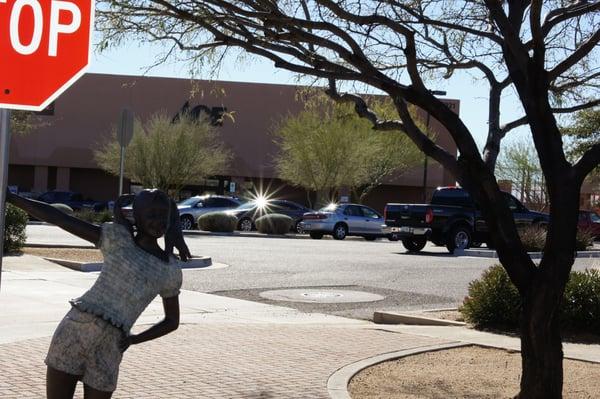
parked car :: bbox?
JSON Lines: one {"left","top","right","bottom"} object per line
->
{"left": 384, "top": 186, "right": 550, "bottom": 253}
{"left": 579, "top": 210, "right": 600, "bottom": 238}
{"left": 37, "top": 190, "right": 107, "bottom": 212}
{"left": 301, "top": 203, "right": 391, "bottom": 240}
{"left": 121, "top": 194, "right": 241, "bottom": 229}
{"left": 226, "top": 199, "right": 312, "bottom": 233}
{"left": 176, "top": 195, "right": 242, "bottom": 230}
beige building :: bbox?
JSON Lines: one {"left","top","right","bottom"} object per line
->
{"left": 8, "top": 73, "right": 459, "bottom": 212}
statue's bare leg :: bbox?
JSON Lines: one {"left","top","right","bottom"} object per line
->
{"left": 46, "top": 366, "right": 79, "bottom": 399}
{"left": 83, "top": 384, "right": 113, "bottom": 399}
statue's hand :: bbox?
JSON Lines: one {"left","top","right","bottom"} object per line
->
{"left": 165, "top": 199, "right": 192, "bottom": 261}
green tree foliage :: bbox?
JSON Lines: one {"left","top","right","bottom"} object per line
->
{"left": 95, "top": 112, "right": 231, "bottom": 195}
{"left": 562, "top": 108, "right": 600, "bottom": 182}
{"left": 274, "top": 94, "right": 421, "bottom": 206}
{"left": 496, "top": 140, "right": 547, "bottom": 210}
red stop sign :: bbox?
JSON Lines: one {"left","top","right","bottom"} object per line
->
{"left": 0, "top": 0, "right": 94, "bottom": 111}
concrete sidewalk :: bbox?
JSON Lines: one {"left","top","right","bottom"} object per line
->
{"left": 0, "top": 255, "right": 454, "bottom": 398}
{"left": 1, "top": 254, "right": 599, "bottom": 398}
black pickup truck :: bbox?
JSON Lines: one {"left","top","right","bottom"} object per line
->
{"left": 384, "top": 187, "right": 549, "bottom": 253}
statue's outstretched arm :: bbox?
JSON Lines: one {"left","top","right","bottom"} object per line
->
{"left": 6, "top": 191, "right": 101, "bottom": 245}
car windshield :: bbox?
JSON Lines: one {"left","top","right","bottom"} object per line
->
{"left": 319, "top": 204, "right": 338, "bottom": 212}
{"left": 179, "top": 197, "right": 202, "bottom": 206}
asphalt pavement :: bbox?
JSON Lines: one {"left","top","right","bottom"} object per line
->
{"left": 24, "top": 224, "right": 600, "bottom": 320}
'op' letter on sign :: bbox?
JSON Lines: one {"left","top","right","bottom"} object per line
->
{"left": 0, "top": 0, "right": 94, "bottom": 111}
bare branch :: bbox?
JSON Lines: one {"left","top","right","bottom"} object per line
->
{"left": 549, "top": 29, "right": 600, "bottom": 80}
{"left": 574, "top": 143, "right": 600, "bottom": 182}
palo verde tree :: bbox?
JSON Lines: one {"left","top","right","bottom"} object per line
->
{"left": 95, "top": 111, "right": 231, "bottom": 196}
{"left": 274, "top": 93, "right": 421, "bottom": 207}
{"left": 496, "top": 139, "right": 547, "bottom": 210}
{"left": 97, "top": 1, "right": 600, "bottom": 397}
{"left": 562, "top": 108, "right": 600, "bottom": 184}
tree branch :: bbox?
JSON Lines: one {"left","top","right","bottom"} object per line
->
{"left": 549, "top": 29, "right": 600, "bottom": 80}
{"left": 574, "top": 143, "right": 600, "bottom": 182}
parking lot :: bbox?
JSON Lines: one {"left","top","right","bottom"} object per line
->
{"left": 25, "top": 224, "right": 600, "bottom": 320}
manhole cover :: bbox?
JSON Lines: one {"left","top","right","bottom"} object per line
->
{"left": 259, "top": 289, "right": 385, "bottom": 303}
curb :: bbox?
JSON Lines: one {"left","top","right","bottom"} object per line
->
{"left": 42, "top": 256, "right": 214, "bottom": 272}
{"left": 182, "top": 230, "right": 387, "bottom": 242}
{"left": 327, "top": 342, "right": 468, "bottom": 399}
{"left": 458, "top": 248, "right": 600, "bottom": 259}
{"left": 25, "top": 243, "right": 95, "bottom": 249}
{"left": 373, "top": 311, "right": 466, "bottom": 327}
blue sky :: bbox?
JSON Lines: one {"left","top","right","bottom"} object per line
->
{"left": 89, "top": 41, "right": 528, "bottom": 151}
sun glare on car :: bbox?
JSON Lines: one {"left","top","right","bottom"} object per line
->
{"left": 254, "top": 195, "right": 268, "bottom": 209}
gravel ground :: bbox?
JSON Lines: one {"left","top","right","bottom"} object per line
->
{"left": 22, "top": 247, "right": 103, "bottom": 262}
{"left": 349, "top": 345, "right": 600, "bottom": 398}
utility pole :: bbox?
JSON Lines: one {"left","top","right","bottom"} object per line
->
{"left": 0, "top": 109, "right": 10, "bottom": 291}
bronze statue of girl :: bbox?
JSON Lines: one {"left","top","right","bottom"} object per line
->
{"left": 7, "top": 189, "right": 192, "bottom": 399}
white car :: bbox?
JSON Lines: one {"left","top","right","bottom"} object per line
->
{"left": 301, "top": 203, "right": 391, "bottom": 240}
{"left": 177, "top": 195, "right": 242, "bottom": 230}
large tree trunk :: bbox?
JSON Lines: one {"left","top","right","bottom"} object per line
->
{"left": 516, "top": 184, "right": 579, "bottom": 398}
{"left": 518, "top": 277, "right": 564, "bottom": 398}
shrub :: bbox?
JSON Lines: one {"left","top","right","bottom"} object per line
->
{"left": 197, "top": 212, "right": 237, "bottom": 232}
{"left": 518, "top": 225, "right": 546, "bottom": 252}
{"left": 74, "top": 209, "right": 113, "bottom": 224}
{"left": 4, "top": 203, "right": 28, "bottom": 253}
{"left": 562, "top": 269, "right": 600, "bottom": 332}
{"left": 460, "top": 265, "right": 521, "bottom": 329}
{"left": 575, "top": 229, "right": 594, "bottom": 251}
{"left": 461, "top": 265, "right": 600, "bottom": 334}
{"left": 255, "top": 214, "right": 293, "bottom": 235}
{"left": 50, "top": 203, "right": 74, "bottom": 215}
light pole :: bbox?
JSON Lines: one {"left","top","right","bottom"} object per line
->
{"left": 422, "top": 90, "right": 446, "bottom": 203}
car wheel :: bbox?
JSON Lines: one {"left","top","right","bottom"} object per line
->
{"left": 446, "top": 225, "right": 472, "bottom": 253}
{"left": 363, "top": 235, "right": 377, "bottom": 241}
{"left": 332, "top": 223, "right": 348, "bottom": 240}
{"left": 309, "top": 232, "right": 323, "bottom": 239}
{"left": 295, "top": 221, "right": 304, "bottom": 234}
{"left": 180, "top": 215, "right": 194, "bottom": 230}
{"left": 238, "top": 218, "right": 253, "bottom": 232}
{"left": 402, "top": 237, "right": 427, "bottom": 252}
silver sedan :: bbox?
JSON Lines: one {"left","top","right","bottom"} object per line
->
{"left": 300, "top": 203, "right": 391, "bottom": 240}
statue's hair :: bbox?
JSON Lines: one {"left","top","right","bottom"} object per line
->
{"left": 132, "top": 189, "right": 171, "bottom": 228}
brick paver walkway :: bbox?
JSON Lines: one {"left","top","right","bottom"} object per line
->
{"left": 0, "top": 323, "right": 450, "bottom": 398}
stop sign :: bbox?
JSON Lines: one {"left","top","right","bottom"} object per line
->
{"left": 0, "top": 0, "right": 94, "bottom": 111}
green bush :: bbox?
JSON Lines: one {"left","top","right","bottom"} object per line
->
{"left": 562, "top": 269, "right": 600, "bottom": 332}
{"left": 255, "top": 214, "right": 293, "bottom": 235}
{"left": 50, "top": 203, "right": 74, "bottom": 215}
{"left": 4, "top": 203, "right": 28, "bottom": 253}
{"left": 197, "top": 212, "right": 237, "bottom": 232}
{"left": 518, "top": 225, "right": 546, "bottom": 252}
{"left": 460, "top": 265, "right": 521, "bottom": 329}
{"left": 575, "top": 229, "right": 594, "bottom": 251}
{"left": 74, "top": 209, "right": 113, "bottom": 224}
{"left": 461, "top": 265, "right": 600, "bottom": 334}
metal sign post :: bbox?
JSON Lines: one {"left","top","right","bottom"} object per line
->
{"left": 117, "top": 109, "right": 134, "bottom": 196}
{"left": 0, "top": 109, "right": 12, "bottom": 290}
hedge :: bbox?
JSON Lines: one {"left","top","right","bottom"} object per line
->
{"left": 197, "top": 212, "right": 237, "bottom": 233}
{"left": 460, "top": 265, "right": 600, "bottom": 334}
{"left": 255, "top": 214, "right": 293, "bottom": 235}
{"left": 4, "top": 203, "right": 27, "bottom": 253}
